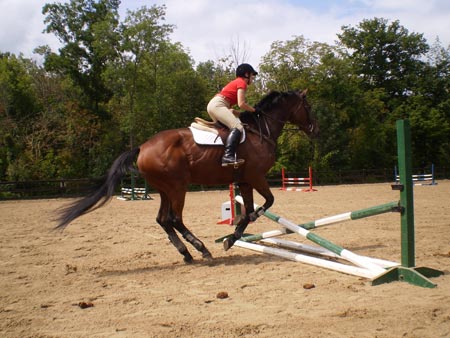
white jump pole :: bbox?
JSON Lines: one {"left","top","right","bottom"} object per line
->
{"left": 259, "top": 237, "right": 399, "bottom": 269}
{"left": 234, "top": 240, "right": 379, "bottom": 279}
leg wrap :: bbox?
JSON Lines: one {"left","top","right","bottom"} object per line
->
{"left": 249, "top": 206, "right": 265, "bottom": 221}
{"left": 233, "top": 215, "right": 250, "bottom": 239}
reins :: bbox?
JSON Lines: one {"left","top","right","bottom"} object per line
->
{"left": 246, "top": 94, "right": 313, "bottom": 143}
{"left": 244, "top": 113, "right": 276, "bottom": 146}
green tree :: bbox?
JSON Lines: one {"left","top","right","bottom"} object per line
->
{"left": 105, "top": 5, "right": 207, "bottom": 148}
{"left": 0, "top": 53, "right": 41, "bottom": 180}
{"left": 390, "top": 40, "right": 450, "bottom": 167}
{"left": 338, "top": 18, "right": 429, "bottom": 104}
{"left": 196, "top": 59, "right": 234, "bottom": 98}
{"left": 259, "top": 32, "right": 401, "bottom": 173}
{"left": 259, "top": 36, "right": 335, "bottom": 92}
{"left": 0, "top": 53, "right": 39, "bottom": 122}
{"left": 336, "top": 18, "right": 450, "bottom": 170}
{"left": 422, "top": 39, "right": 450, "bottom": 113}
{"left": 104, "top": 4, "right": 175, "bottom": 148}
{"left": 260, "top": 37, "right": 353, "bottom": 172}
{"left": 152, "top": 43, "right": 207, "bottom": 131}
{"left": 41, "top": 0, "right": 121, "bottom": 118}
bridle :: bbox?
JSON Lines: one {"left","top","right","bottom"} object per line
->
{"left": 290, "top": 94, "right": 315, "bottom": 134}
{"left": 250, "top": 94, "right": 315, "bottom": 138}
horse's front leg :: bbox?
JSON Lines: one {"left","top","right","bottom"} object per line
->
{"left": 249, "top": 180, "right": 274, "bottom": 221}
{"left": 223, "top": 183, "right": 255, "bottom": 251}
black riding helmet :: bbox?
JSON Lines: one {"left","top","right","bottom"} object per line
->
{"left": 236, "top": 63, "right": 258, "bottom": 78}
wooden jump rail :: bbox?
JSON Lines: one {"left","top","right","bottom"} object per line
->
{"left": 117, "top": 174, "right": 152, "bottom": 201}
{"left": 280, "top": 167, "right": 317, "bottom": 192}
{"left": 118, "top": 187, "right": 152, "bottom": 201}
{"left": 394, "top": 164, "right": 436, "bottom": 186}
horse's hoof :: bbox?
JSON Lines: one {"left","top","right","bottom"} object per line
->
{"left": 183, "top": 254, "right": 194, "bottom": 264}
{"left": 223, "top": 237, "right": 236, "bottom": 251}
{"left": 202, "top": 252, "right": 213, "bottom": 261}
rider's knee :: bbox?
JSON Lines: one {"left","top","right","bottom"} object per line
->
{"left": 231, "top": 121, "right": 244, "bottom": 132}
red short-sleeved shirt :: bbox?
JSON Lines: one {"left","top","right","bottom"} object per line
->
{"left": 219, "top": 77, "right": 247, "bottom": 106}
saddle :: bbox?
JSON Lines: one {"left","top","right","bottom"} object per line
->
{"left": 189, "top": 117, "right": 245, "bottom": 145}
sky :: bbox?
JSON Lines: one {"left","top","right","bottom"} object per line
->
{"left": 1, "top": 0, "right": 449, "bottom": 67}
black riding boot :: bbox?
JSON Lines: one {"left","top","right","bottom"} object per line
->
{"left": 222, "top": 128, "right": 245, "bottom": 167}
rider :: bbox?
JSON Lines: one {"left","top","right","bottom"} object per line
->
{"left": 207, "top": 63, "right": 258, "bottom": 167}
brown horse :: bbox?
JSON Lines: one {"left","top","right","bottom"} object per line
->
{"left": 56, "top": 89, "right": 318, "bottom": 263}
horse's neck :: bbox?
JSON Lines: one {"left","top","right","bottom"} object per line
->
{"left": 265, "top": 111, "right": 287, "bottom": 141}
{"left": 247, "top": 113, "right": 285, "bottom": 146}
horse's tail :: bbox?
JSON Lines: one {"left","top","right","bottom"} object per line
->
{"left": 55, "top": 147, "right": 141, "bottom": 229}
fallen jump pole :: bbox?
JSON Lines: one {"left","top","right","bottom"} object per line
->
{"left": 260, "top": 238, "right": 399, "bottom": 269}
{"left": 234, "top": 197, "right": 386, "bottom": 275}
{"left": 234, "top": 240, "right": 379, "bottom": 279}
{"left": 235, "top": 195, "right": 400, "bottom": 271}
{"left": 246, "top": 235, "right": 399, "bottom": 269}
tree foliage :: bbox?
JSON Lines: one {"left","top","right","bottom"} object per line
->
{"left": 41, "top": 0, "right": 121, "bottom": 118}
{"left": 1, "top": 9, "right": 449, "bottom": 182}
{"left": 338, "top": 18, "right": 429, "bottom": 99}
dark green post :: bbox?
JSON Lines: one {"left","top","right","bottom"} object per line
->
{"left": 397, "top": 119, "right": 415, "bottom": 267}
{"left": 131, "top": 173, "right": 136, "bottom": 200}
{"left": 372, "top": 120, "right": 443, "bottom": 288}
{"left": 143, "top": 180, "right": 150, "bottom": 200}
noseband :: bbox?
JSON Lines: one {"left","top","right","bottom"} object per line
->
{"left": 292, "top": 95, "right": 315, "bottom": 134}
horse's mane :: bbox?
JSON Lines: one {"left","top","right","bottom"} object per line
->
{"left": 256, "top": 90, "right": 301, "bottom": 111}
{"left": 240, "top": 90, "right": 298, "bottom": 125}
{"left": 255, "top": 91, "right": 283, "bottom": 110}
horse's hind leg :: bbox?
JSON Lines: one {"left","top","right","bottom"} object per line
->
{"left": 172, "top": 217, "right": 213, "bottom": 261}
{"left": 169, "top": 192, "right": 213, "bottom": 261}
{"left": 157, "top": 192, "right": 193, "bottom": 263}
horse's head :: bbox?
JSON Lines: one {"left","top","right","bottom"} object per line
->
{"left": 287, "top": 89, "right": 319, "bottom": 138}
{"left": 249, "top": 89, "right": 319, "bottom": 142}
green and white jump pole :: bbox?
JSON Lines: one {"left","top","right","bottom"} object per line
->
{"left": 236, "top": 199, "right": 400, "bottom": 241}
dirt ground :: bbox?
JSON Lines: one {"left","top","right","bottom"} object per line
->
{"left": 1, "top": 180, "right": 450, "bottom": 338}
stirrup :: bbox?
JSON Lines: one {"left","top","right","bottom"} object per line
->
{"left": 221, "top": 158, "right": 245, "bottom": 168}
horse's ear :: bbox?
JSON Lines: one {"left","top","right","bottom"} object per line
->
{"left": 299, "top": 89, "right": 308, "bottom": 97}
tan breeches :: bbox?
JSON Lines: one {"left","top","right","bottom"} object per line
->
{"left": 207, "top": 96, "right": 243, "bottom": 132}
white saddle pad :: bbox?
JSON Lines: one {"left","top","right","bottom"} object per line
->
{"left": 188, "top": 126, "right": 245, "bottom": 146}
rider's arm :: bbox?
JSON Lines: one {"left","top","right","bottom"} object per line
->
{"left": 237, "top": 88, "right": 256, "bottom": 112}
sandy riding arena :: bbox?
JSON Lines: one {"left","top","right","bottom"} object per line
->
{"left": 1, "top": 181, "right": 450, "bottom": 337}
